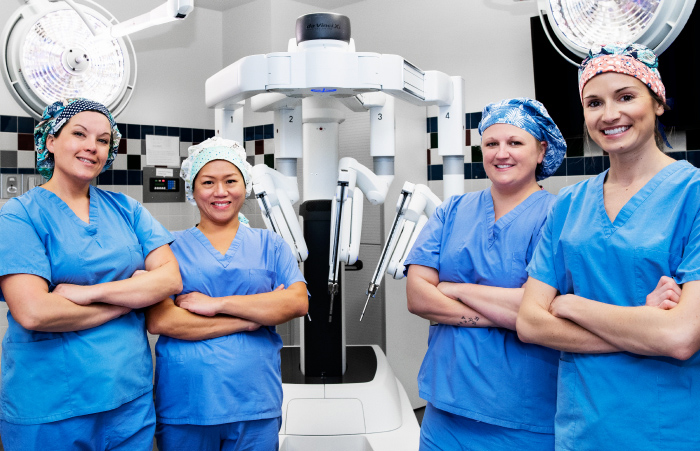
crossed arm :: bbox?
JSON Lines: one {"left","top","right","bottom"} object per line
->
{"left": 146, "top": 282, "right": 308, "bottom": 341}
{"left": 406, "top": 264, "right": 524, "bottom": 330}
{"left": 516, "top": 275, "right": 700, "bottom": 360}
{"left": 0, "top": 245, "right": 182, "bottom": 332}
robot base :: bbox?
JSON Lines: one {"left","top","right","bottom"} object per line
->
{"left": 279, "top": 345, "right": 420, "bottom": 450}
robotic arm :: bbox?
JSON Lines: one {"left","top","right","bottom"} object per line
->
{"left": 360, "top": 181, "right": 442, "bottom": 320}
{"left": 328, "top": 157, "right": 392, "bottom": 321}
{"left": 251, "top": 164, "right": 309, "bottom": 262}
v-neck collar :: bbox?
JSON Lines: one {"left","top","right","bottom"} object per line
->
{"left": 596, "top": 160, "right": 689, "bottom": 237}
{"left": 189, "top": 225, "right": 242, "bottom": 268}
{"left": 485, "top": 189, "right": 546, "bottom": 248}
{"left": 38, "top": 185, "right": 98, "bottom": 236}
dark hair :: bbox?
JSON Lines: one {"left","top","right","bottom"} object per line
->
{"left": 583, "top": 87, "right": 671, "bottom": 152}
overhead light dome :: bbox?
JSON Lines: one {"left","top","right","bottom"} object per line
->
{"left": 2, "top": 0, "right": 136, "bottom": 119}
{"left": 538, "top": 0, "right": 696, "bottom": 64}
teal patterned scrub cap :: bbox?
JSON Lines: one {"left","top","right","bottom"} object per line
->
{"left": 180, "top": 136, "right": 252, "bottom": 225}
{"left": 34, "top": 98, "right": 121, "bottom": 180}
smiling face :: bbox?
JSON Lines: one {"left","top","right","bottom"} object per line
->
{"left": 45, "top": 111, "right": 111, "bottom": 185}
{"left": 193, "top": 159, "right": 247, "bottom": 227}
{"left": 481, "top": 123, "right": 546, "bottom": 192}
{"left": 582, "top": 72, "right": 664, "bottom": 156}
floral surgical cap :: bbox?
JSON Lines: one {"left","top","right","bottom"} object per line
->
{"left": 34, "top": 98, "right": 121, "bottom": 180}
{"left": 578, "top": 43, "right": 665, "bottom": 103}
{"left": 478, "top": 98, "right": 566, "bottom": 181}
{"left": 181, "top": 135, "right": 252, "bottom": 200}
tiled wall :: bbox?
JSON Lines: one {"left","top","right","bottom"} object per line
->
{"left": 426, "top": 113, "right": 699, "bottom": 195}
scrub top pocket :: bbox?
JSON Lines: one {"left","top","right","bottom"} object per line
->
{"left": 1, "top": 338, "right": 71, "bottom": 423}
{"left": 633, "top": 248, "right": 681, "bottom": 306}
{"left": 246, "top": 269, "right": 276, "bottom": 295}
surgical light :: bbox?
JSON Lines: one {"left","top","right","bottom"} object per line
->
{"left": 538, "top": 0, "right": 696, "bottom": 65}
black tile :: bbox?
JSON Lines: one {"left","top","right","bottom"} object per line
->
{"left": 192, "top": 129, "right": 205, "bottom": 143}
{"left": 154, "top": 126, "right": 167, "bottom": 136}
{"left": 472, "top": 162, "right": 487, "bottom": 179}
{"left": 566, "top": 157, "right": 584, "bottom": 176}
{"left": 127, "top": 155, "right": 141, "bottom": 170}
{"left": 603, "top": 156, "right": 610, "bottom": 171}
{"left": 471, "top": 112, "right": 482, "bottom": 129}
{"left": 1, "top": 150, "right": 17, "bottom": 168}
{"left": 428, "top": 164, "right": 443, "bottom": 181}
{"left": 246, "top": 156, "right": 255, "bottom": 167}
{"left": 0, "top": 116, "right": 17, "bottom": 133}
{"left": 18, "top": 134, "right": 34, "bottom": 151}
{"left": 668, "top": 151, "right": 687, "bottom": 161}
{"left": 244, "top": 127, "right": 254, "bottom": 141}
{"left": 0, "top": 167, "right": 18, "bottom": 174}
{"left": 113, "top": 170, "right": 127, "bottom": 185}
{"left": 254, "top": 125, "right": 263, "bottom": 140}
{"left": 687, "top": 129, "right": 700, "bottom": 150}
{"left": 264, "top": 154, "right": 274, "bottom": 168}
{"left": 17, "top": 168, "right": 35, "bottom": 174}
{"left": 167, "top": 127, "right": 180, "bottom": 137}
{"left": 430, "top": 132, "right": 438, "bottom": 149}
{"left": 255, "top": 140, "right": 264, "bottom": 155}
{"left": 464, "top": 113, "right": 470, "bottom": 129}
{"left": 264, "top": 124, "right": 274, "bottom": 139}
{"left": 141, "top": 125, "right": 154, "bottom": 139}
{"left": 687, "top": 151, "right": 700, "bottom": 168}
{"left": 127, "top": 124, "right": 140, "bottom": 140}
{"left": 118, "top": 139, "right": 127, "bottom": 154}
{"left": 116, "top": 123, "right": 127, "bottom": 136}
{"left": 429, "top": 117, "right": 437, "bottom": 134}
{"left": 583, "top": 156, "right": 603, "bottom": 175}
{"left": 127, "top": 170, "right": 142, "bottom": 186}
{"left": 471, "top": 146, "right": 482, "bottom": 163}
{"left": 426, "top": 117, "right": 431, "bottom": 133}
{"left": 17, "top": 117, "right": 34, "bottom": 134}
{"left": 179, "top": 127, "right": 192, "bottom": 142}
{"left": 97, "top": 170, "right": 113, "bottom": 185}
{"left": 463, "top": 162, "right": 472, "bottom": 179}
{"left": 205, "top": 129, "right": 215, "bottom": 139}
{"left": 566, "top": 137, "right": 584, "bottom": 157}
{"left": 553, "top": 159, "right": 567, "bottom": 177}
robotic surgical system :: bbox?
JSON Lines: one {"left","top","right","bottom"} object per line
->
{"left": 206, "top": 12, "right": 464, "bottom": 450}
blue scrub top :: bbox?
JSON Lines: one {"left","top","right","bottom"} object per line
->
{"left": 155, "top": 226, "right": 306, "bottom": 426}
{"left": 528, "top": 161, "right": 700, "bottom": 450}
{"left": 0, "top": 186, "right": 173, "bottom": 425}
{"left": 405, "top": 189, "right": 559, "bottom": 434}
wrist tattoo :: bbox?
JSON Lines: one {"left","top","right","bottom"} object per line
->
{"left": 457, "top": 315, "right": 479, "bottom": 326}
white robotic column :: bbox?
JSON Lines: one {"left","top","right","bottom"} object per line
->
{"left": 438, "top": 76, "right": 466, "bottom": 197}
{"left": 298, "top": 96, "right": 347, "bottom": 377}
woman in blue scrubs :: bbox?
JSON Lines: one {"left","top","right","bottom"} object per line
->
{"left": 405, "top": 98, "right": 566, "bottom": 450}
{"left": 0, "top": 98, "right": 182, "bottom": 450}
{"left": 517, "top": 43, "right": 700, "bottom": 450}
{"left": 146, "top": 137, "right": 308, "bottom": 451}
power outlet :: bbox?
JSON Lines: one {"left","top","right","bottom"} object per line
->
{"left": 24, "top": 175, "right": 44, "bottom": 192}
{"left": 1, "top": 174, "right": 20, "bottom": 199}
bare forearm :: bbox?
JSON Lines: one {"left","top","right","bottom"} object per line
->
{"left": 16, "top": 293, "right": 128, "bottom": 332}
{"left": 215, "top": 282, "right": 308, "bottom": 326}
{"left": 91, "top": 260, "right": 182, "bottom": 308}
{"left": 441, "top": 283, "right": 523, "bottom": 330}
{"left": 146, "top": 299, "right": 257, "bottom": 341}
{"left": 557, "top": 296, "right": 700, "bottom": 359}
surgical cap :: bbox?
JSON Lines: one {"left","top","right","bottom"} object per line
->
{"left": 180, "top": 136, "right": 253, "bottom": 205}
{"left": 34, "top": 98, "right": 121, "bottom": 181}
{"left": 478, "top": 98, "right": 566, "bottom": 181}
{"left": 578, "top": 43, "right": 665, "bottom": 103}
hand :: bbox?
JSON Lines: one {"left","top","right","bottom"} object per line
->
{"left": 175, "top": 292, "right": 222, "bottom": 317}
{"left": 549, "top": 294, "right": 577, "bottom": 319}
{"left": 646, "top": 276, "right": 681, "bottom": 310}
{"left": 53, "top": 283, "right": 96, "bottom": 306}
{"left": 131, "top": 269, "right": 148, "bottom": 278}
{"left": 437, "top": 281, "right": 458, "bottom": 300}
{"left": 241, "top": 319, "right": 262, "bottom": 332}
{"left": 273, "top": 284, "right": 285, "bottom": 292}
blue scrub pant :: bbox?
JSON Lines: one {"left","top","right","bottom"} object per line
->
{"left": 0, "top": 391, "right": 155, "bottom": 451}
{"left": 420, "top": 403, "right": 554, "bottom": 451}
{"left": 155, "top": 417, "right": 281, "bottom": 451}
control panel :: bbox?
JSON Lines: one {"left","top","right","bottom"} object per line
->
{"left": 142, "top": 167, "right": 185, "bottom": 203}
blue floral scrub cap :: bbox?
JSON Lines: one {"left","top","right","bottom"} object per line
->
{"left": 478, "top": 98, "right": 566, "bottom": 181}
{"left": 180, "top": 136, "right": 252, "bottom": 226}
{"left": 34, "top": 98, "right": 121, "bottom": 180}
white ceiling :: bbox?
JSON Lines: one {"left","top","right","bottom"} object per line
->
{"left": 195, "top": 0, "right": 364, "bottom": 12}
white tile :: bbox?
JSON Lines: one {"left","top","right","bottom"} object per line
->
{"left": 0, "top": 132, "right": 18, "bottom": 150}
{"left": 17, "top": 151, "right": 35, "bottom": 168}
{"left": 264, "top": 139, "right": 275, "bottom": 154}
{"left": 254, "top": 155, "right": 265, "bottom": 165}
{"left": 112, "top": 185, "right": 129, "bottom": 195}
{"left": 180, "top": 142, "right": 191, "bottom": 157}
{"left": 127, "top": 139, "right": 142, "bottom": 155}
{"left": 470, "top": 129, "right": 481, "bottom": 147}
{"left": 430, "top": 148, "right": 442, "bottom": 165}
{"left": 245, "top": 141, "right": 255, "bottom": 157}
{"left": 583, "top": 139, "right": 604, "bottom": 156}
{"left": 667, "top": 130, "right": 686, "bottom": 151}
{"left": 112, "top": 156, "right": 127, "bottom": 170}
